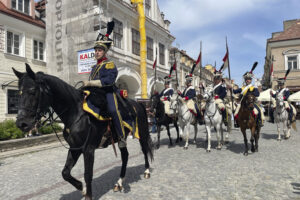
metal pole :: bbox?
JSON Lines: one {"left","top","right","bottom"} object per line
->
{"left": 174, "top": 51, "right": 178, "bottom": 90}
{"left": 226, "top": 37, "right": 235, "bottom": 117}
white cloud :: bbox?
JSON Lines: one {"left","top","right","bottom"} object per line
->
{"left": 242, "top": 33, "right": 267, "bottom": 49}
{"left": 159, "top": 0, "right": 278, "bottom": 31}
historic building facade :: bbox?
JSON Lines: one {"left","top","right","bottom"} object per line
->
{"left": 263, "top": 19, "right": 300, "bottom": 92}
{"left": 0, "top": 0, "right": 46, "bottom": 121}
{"left": 46, "top": 0, "right": 175, "bottom": 99}
{"left": 169, "top": 47, "right": 213, "bottom": 92}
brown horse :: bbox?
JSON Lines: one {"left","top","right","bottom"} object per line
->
{"left": 237, "top": 93, "right": 260, "bottom": 156}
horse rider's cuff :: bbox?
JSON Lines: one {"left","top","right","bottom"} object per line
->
{"left": 86, "top": 80, "right": 102, "bottom": 87}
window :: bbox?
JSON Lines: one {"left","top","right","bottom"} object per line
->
{"left": 33, "top": 40, "right": 45, "bottom": 61}
{"left": 287, "top": 56, "right": 298, "bottom": 70}
{"left": 113, "top": 18, "right": 123, "bottom": 49}
{"left": 159, "top": 43, "right": 165, "bottom": 65}
{"left": 132, "top": 28, "right": 140, "bottom": 56}
{"left": 7, "top": 31, "right": 21, "bottom": 56}
{"left": 11, "top": 0, "right": 30, "bottom": 14}
{"left": 7, "top": 90, "right": 19, "bottom": 114}
{"left": 147, "top": 37, "right": 153, "bottom": 61}
{"left": 145, "top": 0, "right": 151, "bottom": 17}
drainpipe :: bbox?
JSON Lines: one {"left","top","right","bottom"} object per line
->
{"left": 131, "top": 0, "right": 147, "bottom": 99}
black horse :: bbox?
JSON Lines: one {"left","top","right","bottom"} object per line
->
{"left": 13, "top": 64, "right": 154, "bottom": 200}
{"left": 149, "top": 93, "right": 181, "bottom": 148}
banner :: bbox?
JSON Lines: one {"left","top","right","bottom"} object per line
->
{"left": 77, "top": 48, "right": 96, "bottom": 74}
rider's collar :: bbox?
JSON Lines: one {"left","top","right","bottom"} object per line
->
{"left": 97, "top": 57, "right": 107, "bottom": 64}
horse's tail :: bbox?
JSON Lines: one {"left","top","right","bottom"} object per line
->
{"left": 135, "top": 101, "right": 154, "bottom": 162}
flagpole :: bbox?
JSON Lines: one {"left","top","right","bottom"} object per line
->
{"left": 174, "top": 50, "right": 178, "bottom": 90}
{"left": 226, "top": 37, "right": 235, "bottom": 117}
{"left": 268, "top": 55, "right": 274, "bottom": 121}
{"left": 154, "top": 48, "right": 157, "bottom": 94}
{"left": 199, "top": 41, "right": 202, "bottom": 82}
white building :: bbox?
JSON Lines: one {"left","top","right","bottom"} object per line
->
{"left": 0, "top": 0, "right": 46, "bottom": 121}
{"left": 46, "top": 0, "right": 175, "bottom": 99}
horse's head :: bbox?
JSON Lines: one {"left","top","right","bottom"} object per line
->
{"left": 203, "top": 85, "right": 214, "bottom": 101}
{"left": 149, "top": 93, "right": 160, "bottom": 113}
{"left": 244, "top": 93, "right": 255, "bottom": 110}
{"left": 275, "top": 93, "right": 284, "bottom": 108}
{"left": 170, "top": 94, "right": 178, "bottom": 110}
{"left": 13, "top": 64, "right": 51, "bottom": 132}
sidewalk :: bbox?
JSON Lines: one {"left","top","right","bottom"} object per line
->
{"left": 0, "top": 132, "right": 64, "bottom": 159}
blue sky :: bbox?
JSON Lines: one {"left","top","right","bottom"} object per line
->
{"left": 157, "top": 0, "right": 300, "bottom": 85}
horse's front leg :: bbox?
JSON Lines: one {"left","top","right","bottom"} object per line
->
{"left": 216, "top": 124, "right": 222, "bottom": 150}
{"left": 183, "top": 123, "right": 190, "bottom": 150}
{"left": 225, "top": 116, "right": 231, "bottom": 143}
{"left": 156, "top": 125, "right": 161, "bottom": 149}
{"left": 276, "top": 122, "right": 281, "bottom": 141}
{"left": 166, "top": 124, "right": 173, "bottom": 146}
{"left": 241, "top": 128, "right": 248, "bottom": 156}
{"left": 205, "top": 123, "right": 211, "bottom": 152}
{"left": 284, "top": 119, "right": 290, "bottom": 139}
{"left": 82, "top": 146, "right": 96, "bottom": 200}
{"left": 193, "top": 123, "right": 198, "bottom": 144}
{"left": 250, "top": 127, "right": 256, "bottom": 153}
{"left": 62, "top": 150, "right": 83, "bottom": 194}
{"left": 113, "top": 147, "right": 129, "bottom": 192}
{"left": 254, "top": 128, "right": 260, "bottom": 152}
{"left": 174, "top": 120, "right": 181, "bottom": 143}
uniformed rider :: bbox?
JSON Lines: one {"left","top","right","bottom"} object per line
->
{"left": 159, "top": 76, "right": 174, "bottom": 116}
{"left": 83, "top": 21, "right": 126, "bottom": 148}
{"left": 213, "top": 71, "right": 228, "bottom": 126}
{"left": 270, "top": 78, "right": 296, "bottom": 123}
{"left": 178, "top": 75, "right": 201, "bottom": 119}
{"left": 231, "top": 71, "right": 265, "bottom": 127}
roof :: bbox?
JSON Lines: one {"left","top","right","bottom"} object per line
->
{"left": 269, "top": 19, "right": 300, "bottom": 42}
{"left": 0, "top": 2, "right": 45, "bottom": 29}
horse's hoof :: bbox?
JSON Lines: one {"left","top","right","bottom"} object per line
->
{"left": 251, "top": 148, "right": 255, "bottom": 153}
{"left": 183, "top": 146, "right": 188, "bottom": 150}
{"left": 175, "top": 139, "right": 179, "bottom": 143}
{"left": 206, "top": 149, "right": 211, "bottom": 153}
{"left": 217, "top": 147, "right": 222, "bottom": 150}
{"left": 113, "top": 184, "right": 123, "bottom": 192}
{"left": 84, "top": 196, "right": 92, "bottom": 200}
{"left": 144, "top": 172, "right": 151, "bottom": 179}
{"left": 277, "top": 138, "right": 281, "bottom": 141}
{"left": 82, "top": 186, "right": 87, "bottom": 196}
{"left": 243, "top": 152, "right": 248, "bottom": 156}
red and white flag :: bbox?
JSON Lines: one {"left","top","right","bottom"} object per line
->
{"left": 195, "top": 51, "right": 202, "bottom": 68}
{"left": 222, "top": 44, "right": 229, "bottom": 71}
{"left": 152, "top": 57, "right": 157, "bottom": 69}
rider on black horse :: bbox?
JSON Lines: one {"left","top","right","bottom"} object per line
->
{"left": 83, "top": 21, "right": 126, "bottom": 148}
{"left": 159, "top": 76, "right": 174, "bottom": 116}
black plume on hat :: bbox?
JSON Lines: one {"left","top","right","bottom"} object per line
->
{"left": 95, "top": 21, "right": 115, "bottom": 50}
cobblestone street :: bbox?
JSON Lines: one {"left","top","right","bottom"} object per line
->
{"left": 1, "top": 122, "right": 300, "bottom": 200}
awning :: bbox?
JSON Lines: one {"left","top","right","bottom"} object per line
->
{"left": 257, "top": 88, "right": 275, "bottom": 102}
{"left": 288, "top": 91, "right": 300, "bottom": 102}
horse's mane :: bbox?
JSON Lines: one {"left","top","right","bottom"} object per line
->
{"left": 36, "top": 72, "right": 83, "bottom": 103}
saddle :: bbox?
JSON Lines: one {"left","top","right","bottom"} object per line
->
{"left": 82, "top": 86, "right": 139, "bottom": 143}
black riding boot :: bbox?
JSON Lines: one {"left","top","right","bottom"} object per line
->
{"left": 288, "top": 109, "right": 293, "bottom": 123}
{"left": 222, "top": 110, "right": 228, "bottom": 126}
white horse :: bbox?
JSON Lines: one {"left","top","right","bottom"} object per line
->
{"left": 170, "top": 94, "right": 198, "bottom": 149}
{"left": 274, "top": 93, "right": 296, "bottom": 140}
{"left": 202, "top": 85, "right": 224, "bottom": 152}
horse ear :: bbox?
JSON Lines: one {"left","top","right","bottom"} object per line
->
{"left": 12, "top": 67, "right": 24, "bottom": 79}
{"left": 25, "top": 63, "right": 36, "bottom": 80}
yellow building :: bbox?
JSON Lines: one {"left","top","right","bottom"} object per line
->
{"left": 263, "top": 19, "right": 300, "bottom": 92}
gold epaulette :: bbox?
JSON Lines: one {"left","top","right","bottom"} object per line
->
{"left": 249, "top": 86, "right": 254, "bottom": 92}
{"left": 104, "top": 62, "right": 115, "bottom": 69}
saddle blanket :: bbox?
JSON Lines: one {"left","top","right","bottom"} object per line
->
{"left": 82, "top": 90, "right": 140, "bottom": 139}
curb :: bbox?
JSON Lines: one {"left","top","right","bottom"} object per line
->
{"left": 0, "top": 132, "right": 64, "bottom": 152}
